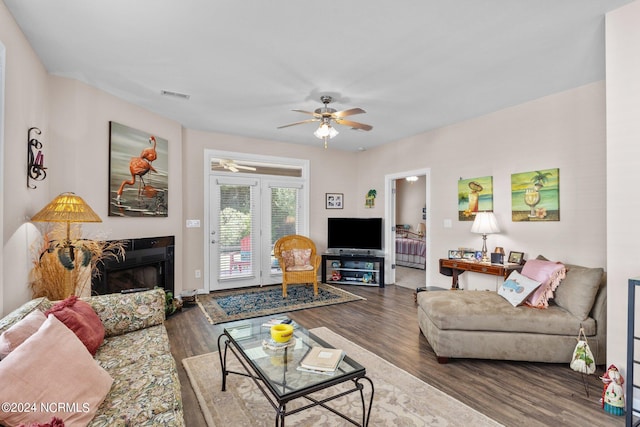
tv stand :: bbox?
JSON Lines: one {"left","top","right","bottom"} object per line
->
{"left": 322, "top": 253, "right": 384, "bottom": 288}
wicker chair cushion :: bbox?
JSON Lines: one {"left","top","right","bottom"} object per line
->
{"left": 281, "top": 249, "right": 311, "bottom": 268}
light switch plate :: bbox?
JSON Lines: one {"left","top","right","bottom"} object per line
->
{"left": 186, "top": 219, "right": 201, "bottom": 228}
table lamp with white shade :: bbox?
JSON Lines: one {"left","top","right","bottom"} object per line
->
{"left": 470, "top": 212, "right": 500, "bottom": 263}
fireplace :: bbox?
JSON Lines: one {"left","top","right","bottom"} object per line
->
{"left": 92, "top": 235, "right": 175, "bottom": 295}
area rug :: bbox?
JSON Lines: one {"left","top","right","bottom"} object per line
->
{"left": 182, "top": 327, "right": 503, "bottom": 427}
{"left": 196, "top": 283, "right": 365, "bottom": 324}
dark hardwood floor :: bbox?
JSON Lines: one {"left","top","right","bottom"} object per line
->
{"left": 165, "top": 284, "right": 623, "bottom": 427}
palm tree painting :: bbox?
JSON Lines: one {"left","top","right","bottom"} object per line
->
{"left": 109, "top": 121, "right": 169, "bottom": 217}
{"left": 511, "top": 168, "right": 559, "bottom": 221}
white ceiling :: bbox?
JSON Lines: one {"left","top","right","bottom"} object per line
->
{"left": 4, "top": 0, "right": 633, "bottom": 151}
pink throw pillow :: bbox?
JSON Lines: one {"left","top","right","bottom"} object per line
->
{"left": 45, "top": 295, "right": 105, "bottom": 355}
{"left": 0, "top": 316, "right": 113, "bottom": 427}
{"left": 0, "top": 310, "right": 46, "bottom": 359}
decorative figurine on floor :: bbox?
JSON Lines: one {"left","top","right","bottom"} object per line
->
{"left": 600, "top": 364, "right": 625, "bottom": 416}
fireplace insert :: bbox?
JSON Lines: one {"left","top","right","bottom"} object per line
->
{"left": 92, "top": 235, "right": 175, "bottom": 296}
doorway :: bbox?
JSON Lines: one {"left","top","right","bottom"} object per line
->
{"left": 204, "top": 150, "right": 309, "bottom": 292}
{"left": 384, "top": 169, "right": 430, "bottom": 288}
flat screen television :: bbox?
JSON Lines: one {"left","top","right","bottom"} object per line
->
{"left": 327, "top": 217, "right": 383, "bottom": 251}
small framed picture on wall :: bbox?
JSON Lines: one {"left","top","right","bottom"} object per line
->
{"left": 326, "top": 193, "right": 343, "bottom": 209}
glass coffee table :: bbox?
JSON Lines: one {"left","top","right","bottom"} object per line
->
{"left": 217, "top": 316, "right": 374, "bottom": 426}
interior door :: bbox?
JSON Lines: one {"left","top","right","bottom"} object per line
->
{"left": 389, "top": 178, "right": 398, "bottom": 284}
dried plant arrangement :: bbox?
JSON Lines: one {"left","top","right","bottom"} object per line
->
{"left": 29, "top": 223, "right": 125, "bottom": 300}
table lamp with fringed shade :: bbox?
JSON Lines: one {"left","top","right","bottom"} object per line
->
{"left": 31, "top": 192, "right": 102, "bottom": 269}
{"left": 470, "top": 211, "right": 500, "bottom": 263}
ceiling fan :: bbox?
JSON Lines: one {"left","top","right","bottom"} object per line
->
{"left": 213, "top": 159, "right": 257, "bottom": 173}
{"left": 278, "top": 96, "right": 372, "bottom": 147}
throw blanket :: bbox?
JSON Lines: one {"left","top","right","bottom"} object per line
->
{"left": 521, "top": 259, "right": 566, "bottom": 308}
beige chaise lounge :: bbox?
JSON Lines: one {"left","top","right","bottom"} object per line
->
{"left": 417, "top": 261, "right": 606, "bottom": 364}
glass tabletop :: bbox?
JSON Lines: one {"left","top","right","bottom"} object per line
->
{"left": 222, "top": 316, "right": 365, "bottom": 401}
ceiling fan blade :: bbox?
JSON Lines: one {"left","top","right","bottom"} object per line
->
{"left": 277, "top": 119, "right": 319, "bottom": 129}
{"left": 332, "top": 108, "right": 366, "bottom": 118}
{"left": 334, "top": 119, "right": 373, "bottom": 131}
{"left": 291, "top": 109, "right": 323, "bottom": 118}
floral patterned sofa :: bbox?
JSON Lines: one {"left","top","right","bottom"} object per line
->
{"left": 0, "top": 288, "right": 184, "bottom": 426}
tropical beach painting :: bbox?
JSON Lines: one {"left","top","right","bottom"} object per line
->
{"left": 458, "top": 176, "right": 494, "bottom": 221}
{"left": 511, "top": 168, "right": 559, "bottom": 221}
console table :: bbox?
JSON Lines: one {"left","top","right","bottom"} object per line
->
{"left": 439, "top": 258, "right": 522, "bottom": 290}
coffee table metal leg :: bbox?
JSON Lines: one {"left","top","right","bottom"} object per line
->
{"left": 217, "top": 333, "right": 230, "bottom": 391}
{"left": 356, "top": 376, "right": 375, "bottom": 426}
{"left": 276, "top": 403, "right": 285, "bottom": 427}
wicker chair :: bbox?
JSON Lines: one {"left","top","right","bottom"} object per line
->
{"left": 274, "top": 235, "right": 321, "bottom": 297}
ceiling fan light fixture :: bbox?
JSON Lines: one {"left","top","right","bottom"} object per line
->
{"left": 314, "top": 123, "right": 338, "bottom": 140}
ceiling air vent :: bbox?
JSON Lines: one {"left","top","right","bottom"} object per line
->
{"left": 160, "top": 90, "right": 190, "bottom": 100}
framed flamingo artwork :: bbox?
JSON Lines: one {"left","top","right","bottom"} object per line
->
{"left": 108, "top": 121, "right": 168, "bottom": 217}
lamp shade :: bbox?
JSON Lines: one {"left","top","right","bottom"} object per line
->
{"left": 470, "top": 212, "right": 500, "bottom": 235}
{"left": 31, "top": 192, "right": 102, "bottom": 223}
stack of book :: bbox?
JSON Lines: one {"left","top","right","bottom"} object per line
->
{"left": 297, "top": 346, "right": 345, "bottom": 376}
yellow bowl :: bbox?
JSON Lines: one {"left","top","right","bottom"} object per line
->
{"left": 270, "top": 323, "right": 294, "bottom": 343}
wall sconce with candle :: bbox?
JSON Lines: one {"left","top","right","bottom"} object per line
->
{"left": 27, "top": 127, "right": 47, "bottom": 188}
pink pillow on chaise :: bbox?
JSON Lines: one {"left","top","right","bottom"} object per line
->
{"left": 45, "top": 295, "right": 104, "bottom": 355}
{"left": 521, "top": 259, "right": 566, "bottom": 308}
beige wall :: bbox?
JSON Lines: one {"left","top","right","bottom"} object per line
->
{"left": 360, "top": 82, "right": 607, "bottom": 291}
{"left": 606, "top": 0, "right": 640, "bottom": 379}
{"left": 1, "top": 2, "right": 52, "bottom": 313}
